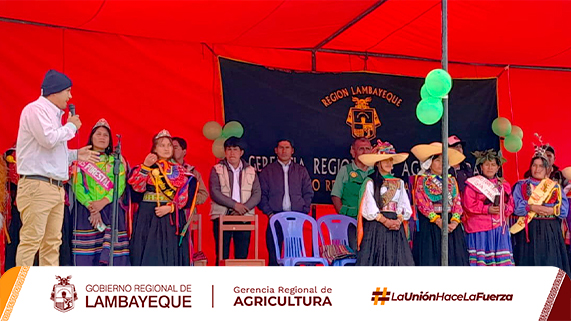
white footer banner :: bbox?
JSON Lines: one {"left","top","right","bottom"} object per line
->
{"left": 1, "top": 267, "right": 569, "bottom": 321}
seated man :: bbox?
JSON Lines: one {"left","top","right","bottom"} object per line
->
{"left": 258, "top": 139, "right": 313, "bottom": 266}
{"left": 172, "top": 137, "right": 209, "bottom": 206}
{"left": 209, "top": 137, "right": 261, "bottom": 264}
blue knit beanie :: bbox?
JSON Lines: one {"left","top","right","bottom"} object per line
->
{"left": 41, "top": 70, "right": 72, "bottom": 97}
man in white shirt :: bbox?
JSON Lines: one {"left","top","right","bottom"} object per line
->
{"left": 258, "top": 139, "right": 313, "bottom": 265}
{"left": 16, "top": 69, "right": 99, "bottom": 266}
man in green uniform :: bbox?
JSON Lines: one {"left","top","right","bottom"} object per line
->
{"left": 331, "top": 137, "right": 373, "bottom": 250}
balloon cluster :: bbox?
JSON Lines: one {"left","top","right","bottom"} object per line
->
{"left": 202, "top": 121, "right": 244, "bottom": 158}
{"left": 416, "top": 69, "right": 453, "bottom": 125}
{"left": 491, "top": 117, "right": 524, "bottom": 153}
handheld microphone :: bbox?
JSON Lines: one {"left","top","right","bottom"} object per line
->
{"left": 69, "top": 104, "right": 76, "bottom": 116}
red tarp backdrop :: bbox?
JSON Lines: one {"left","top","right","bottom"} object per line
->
{"left": 1, "top": 1, "right": 570, "bottom": 264}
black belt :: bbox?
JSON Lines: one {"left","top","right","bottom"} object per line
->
{"left": 20, "top": 175, "right": 64, "bottom": 187}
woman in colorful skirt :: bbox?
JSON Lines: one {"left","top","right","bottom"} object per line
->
{"left": 71, "top": 119, "right": 130, "bottom": 266}
{"left": 511, "top": 147, "right": 569, "bottom": 274}
{"left": 462, "top": 149, "right": 514, "bottom": 266}
{"left": 356, "top": 140, "right": 414, "bottom": 266}
{"left": 411, "top": 142, "right": 469, "bottom": 266}
{"left": 563, "top": 167, "right": 571, "bottom": 265}
{"left": 128, "top": 130, "right": 198, "bottom": 266}
{"left": 3, "top": 146, "right": 23, "bottom": 270}
{"left": 0, "top": 155, "right": 7, "bottom": 274}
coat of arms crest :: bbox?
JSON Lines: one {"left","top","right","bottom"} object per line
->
{"left": 50, "top": 275, "right": 78, "bottom": 312}
{"left": 346, "top": 97, "right": 381, "bottom": 139}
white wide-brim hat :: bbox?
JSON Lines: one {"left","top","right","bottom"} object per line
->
{"left": 411, "top": 142, "right": 466, "bottom": 166}
{"left": 358, "top": 140, "right": 409, "bottom": 167}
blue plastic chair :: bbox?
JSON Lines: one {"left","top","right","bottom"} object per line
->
{"left": 269, "top": 212, "right": 328, "bottom": 266}
{"left": 317, "top": 214, "right": 357, "bottom": 266}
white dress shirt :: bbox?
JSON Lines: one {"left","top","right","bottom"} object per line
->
{"left": 16, "top": 96, "right": 77, "bottom": 181}
{"left": 361, "top": 179, "right": 413, "bottom": 221}
{"left": 278, "top": 159, "right": 292, "bottom": 212}
{"left": 230, "top": 162, "right": 243, "bottom": 203}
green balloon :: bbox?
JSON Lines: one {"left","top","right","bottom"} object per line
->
{"left": 491, "top": 117, "right": 512, "bottom": 137}
{"left": 416, "top": 97, "right": 443, "bottom": 125}
{"left": 221, "top": 121, "right": 244, "bottom": 138}
{"left": 504, "top": 134, "right": 523, "bottom": 153}
{"left": 212, "top": 137, "right": 226, "bottom": 158}
{"left": 425, "top": 69, "right": 452, "bottom": 98}
{"left": 511, "top": 125, "right": 523, "bottom": 139}
{"left": 420, "top": 84, "right": 432, "bottom": 99}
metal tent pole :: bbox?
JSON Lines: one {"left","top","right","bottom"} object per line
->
{"left": 440, "top": 0, "right": 449, "bottom": 266}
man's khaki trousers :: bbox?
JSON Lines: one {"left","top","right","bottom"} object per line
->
{"left": 15, "top": 178, "right": 65, "bottom": 266}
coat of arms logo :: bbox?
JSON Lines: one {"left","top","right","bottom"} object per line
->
{"left": 50, "top": 275, "right": 78, "bottom": 313}
{"left": 346, "top": 97, "right": 381, "bottom": 139}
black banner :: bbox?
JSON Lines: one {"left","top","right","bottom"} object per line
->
{"left": 220, "top": 58, "right": 499, "bottom": 204}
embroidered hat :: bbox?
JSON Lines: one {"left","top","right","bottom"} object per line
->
{"left": 92, "top": 118, "right": 111, "bottom": 131}
{"left": 411, "top": 142, "right": 465, "bottom": 166}
{"left": 155, "top": 129, "right": 172, "bottom": 140}
{"left": 41, "top": 69, "right": 72, "bottom": 97}
{"left": 359, "top": 140, "right": 409, "bottom": 166}
{"left": 532, "top": 133, "right": 550, "bottom": 161}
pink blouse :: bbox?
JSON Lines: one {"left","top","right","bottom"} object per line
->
{"left": 462, "top": 177, "right": 514, "bottom": 233}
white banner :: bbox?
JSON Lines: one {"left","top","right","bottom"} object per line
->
{"left": 0, "top": 267, "right": 567, "bottom": 321}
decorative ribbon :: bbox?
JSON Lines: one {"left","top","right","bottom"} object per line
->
{"left": 179, "top": 179, "right": 200, "bottom": 246}
{"left": 3, "top": 223, "right": 10, "bottom": 244}
{"left": 510, "top": 178, "right": 557, "bottom": 239}
{"left": 77, "top": 161, "right": 114, "bottom": 192}
{"left": 500, "top": 185, "right": 506, "bottom": 234}
{"left": 466, "top": 176, "right": 499, "bottom": 203}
